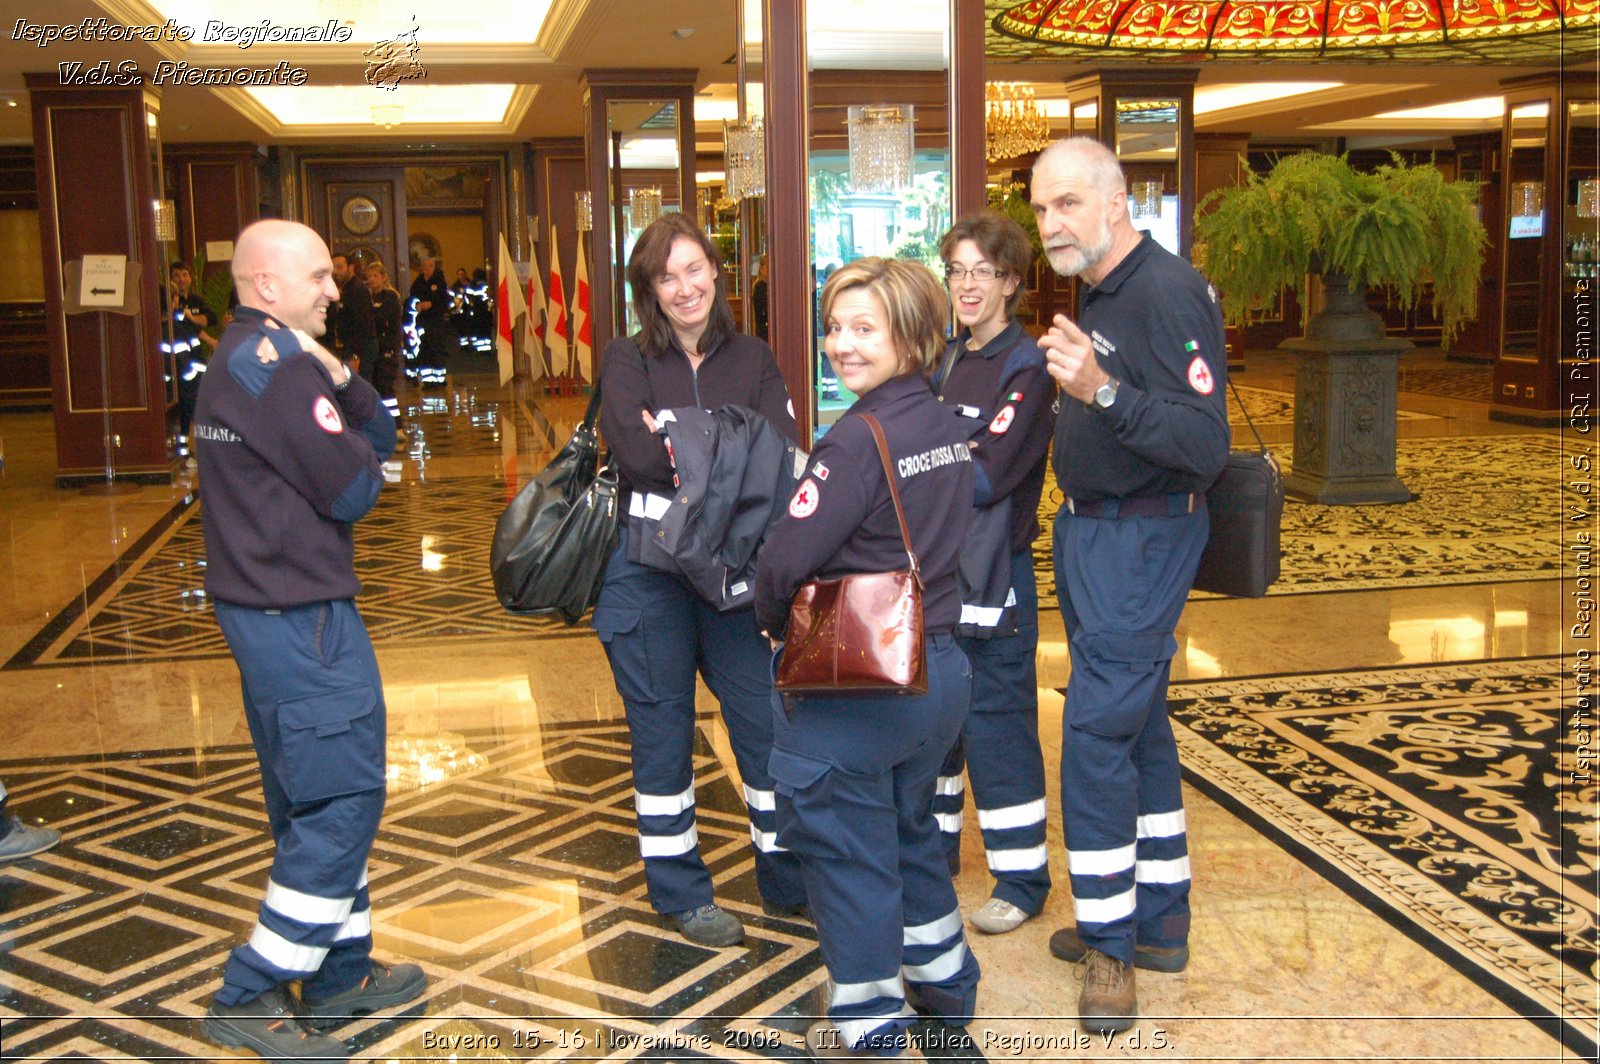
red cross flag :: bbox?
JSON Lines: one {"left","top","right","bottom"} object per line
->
{"left": 495, "top": 233, "right": 526, "bottom": 385}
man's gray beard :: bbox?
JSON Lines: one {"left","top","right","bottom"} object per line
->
{"left": 1050, "top": 225, "right": 1113, "bottom": 278}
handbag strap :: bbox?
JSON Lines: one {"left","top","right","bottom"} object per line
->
{"left": 1224, "top": 377, "right": 1267, "bottom": 453}
{"left": 580, "top": 378, "right": 603, "bottom": 432}
{"left": 859, "top": 414, "right": 920, "bottom": 580}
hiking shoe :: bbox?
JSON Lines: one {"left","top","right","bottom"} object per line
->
{"left": 0, "top": 820, "right": 60, "bottom": 861}
{"left": 805, "top": 1020, "right": 907, "bottom": 1059}
{"left": 1049, "top": 925, "right": 1188, "bottom": 972}
{"left": 668, "top": 904, "right": 744, "bottom": 947}
{"left": 969, "top": 897, "right": 1033, "bottom": 935}
{"left": 301, "top": 961, "right": 427, "bottom": 1030}
{"left": 202, "top": 986, "right": 349, "bottom": 1062}
{"left": 1076, "top": 948, "right": 1137, "bottom": 1034}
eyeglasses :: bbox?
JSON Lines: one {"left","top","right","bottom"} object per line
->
{"left": 944, "top": 265, "right": 1007, "bottom": 283}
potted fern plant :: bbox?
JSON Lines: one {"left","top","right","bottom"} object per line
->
{"left": 1195, "top": 152, "right": 1486, "bottom": 348}
{"left": 1194, "top": 152, "right": 1486, "bottom": 505}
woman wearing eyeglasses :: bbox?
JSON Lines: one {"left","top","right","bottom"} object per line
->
{"left": 931, "top": 210, "right": 1057, "bottom": 936}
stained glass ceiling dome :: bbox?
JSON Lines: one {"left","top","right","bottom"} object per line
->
{"left": 990, "top": 0, "right": 1597, "bottom": 61}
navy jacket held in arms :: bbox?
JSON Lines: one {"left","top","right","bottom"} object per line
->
{"left": 629, "top": 405, "right": 807, "bottom": 611}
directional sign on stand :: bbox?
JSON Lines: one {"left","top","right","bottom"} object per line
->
{"left": 78, "top": 255, "right": 128, "bottom": 308}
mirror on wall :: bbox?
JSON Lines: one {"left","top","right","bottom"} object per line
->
{"left": 1502, "top": 101, "right": 1549, "bottom": 361}
{"left": 606, "top": 99, "right": 682, "bottom": 336}
{"left": 805, "top": 0, "right": 952, "bottom": 431}
{"left": 1114, "top": 98, "right": 1182, "bottom": 257}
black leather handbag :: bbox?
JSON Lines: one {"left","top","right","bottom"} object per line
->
{"left": 1192, "top": 380, "right": 1285, "bottom": 598}
{"left": 490, "top": 386, "right": 620, "bottom": 623}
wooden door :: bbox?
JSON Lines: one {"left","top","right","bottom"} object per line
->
{"left": 306, "top": 165, "right": 406, "bottom": 277}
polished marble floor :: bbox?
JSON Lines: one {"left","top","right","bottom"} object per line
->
{"left": 0, "top": 356, "right": 1592, "bottom": 1062}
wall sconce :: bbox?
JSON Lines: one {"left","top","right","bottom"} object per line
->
{"left": 153, "top": 198, "right": 177, "bottom": 243}
{"left": 1512, "top": 180, "right": 1544, "bottom": 218}
{"left": 630, "top": 187, "right": 662, "bottom": 231}
{"left": 1579, "top": 179, "right": 1599, "bottom": 219}
{"left": 574, "top": 191, "right": 593, "bottom": 233}
{"left": 1130, "top": 179, "right": 1163, "bottom": 220}
{"left": 847, "top": 105, "right": 914, "bottom": 193}
{"left": 723, "top": 118, "right": 765, "bottom": 200}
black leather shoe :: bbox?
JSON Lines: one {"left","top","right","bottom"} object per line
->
{"left": 202, "top": 986, "right": 349, "bottom": 1062}
{"left": 301, "top": 961, "right": 427, "bottom": 1030}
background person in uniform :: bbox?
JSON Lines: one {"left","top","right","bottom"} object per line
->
{"left": 409, "top": 256, "right": 452, "bottom": 385}
{"left": 193, "top": 219, "right": 424, "bottom": 1063}
{"left": 1030, "top": 137, "right": 1229, "bottom": 1033}
{"left": 330, "top": 252, "right": 378, "bottom": 382}
{"left": 365, "top": 261, "right": 407, "bottom": 440}
{"left": 165, "top": 261, "right": 214, "bottom": 452}
{"left": 592, "top": 213, "right": 806, "bottom": 948}
{"left": 754, "top": 258, "right": 981, "bottom": 1060}
{"left": 930, "top": 211, "right": 1056, "bottom": 936}
{"left": 0, "top": 777, "right": 61, "bottom": 861}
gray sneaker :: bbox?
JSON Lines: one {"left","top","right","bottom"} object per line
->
{"left": 0, "top": 820, "right": 60, "bottom": 862}
{"left": 202, "top": 986, "right": 349, "bottom": 1062}
{"left": 668, "top": 904, "right": 744, "bottom": 947}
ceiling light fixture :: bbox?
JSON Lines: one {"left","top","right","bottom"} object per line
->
{"left": 847, "top": 105, "right": 914, "bottom": 193}
{"left": 985, "top": 83, "right": 1051, "bottom": 162}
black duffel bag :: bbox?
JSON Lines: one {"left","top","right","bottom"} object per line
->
{"left": 1192, "top": 380, "right": 1284, "bottom": 598}
{"left": 491, "top": 386, "right": 620, "bottom": 623}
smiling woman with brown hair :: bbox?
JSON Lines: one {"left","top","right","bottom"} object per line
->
{"left": 755, "top": 257, "right": 982, "bottom": 1060}
{"left": 591, "top": 212, "right": 806, "bottom": 949}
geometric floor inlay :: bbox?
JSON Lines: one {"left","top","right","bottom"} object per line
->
{"left": 0, "top": 716, "right": 826, "bottom": 1061}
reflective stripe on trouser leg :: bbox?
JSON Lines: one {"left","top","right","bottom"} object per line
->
{"left": 932, "top": 740, "right": 965, "bottom": 866}
{"left": 694, "top": 599, "right": 805, "bottom": 908}
{"left": 593, "top": 537, "right": 713, "bottom": 915}
{"left": 1132, "top": 705, "right": 1190, "bottom": 950}
{"left": 958, "top": 551, "right": 1050, "bottom": 913}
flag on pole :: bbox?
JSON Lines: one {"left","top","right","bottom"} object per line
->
{"left": 573, "top": 233, "right": 593, "bottom": 384}
{"left": 524, "top": 260, "right": 547, "bottom": 382}
{"left": 494, "top": 233, "right": 526, "bottom": 385}
{"left": 547, "top": 223, "right": 570, "bottom": 379}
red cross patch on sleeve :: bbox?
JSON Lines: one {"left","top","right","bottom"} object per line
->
{"left": 789, "top": 478, "right": 820, "bottom": 518}
{"left": 1187, "top": 356, "right": 1215, "bottom": 395}
{"left": 989, "top": 404, "right": 1016, "bottom": 435}
{"left": 313, "top": 395, "right": 345, "bottom": 434}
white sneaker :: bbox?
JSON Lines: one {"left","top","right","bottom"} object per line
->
{"left": 970, "top": 897, "right": 1033, "bottom": 934}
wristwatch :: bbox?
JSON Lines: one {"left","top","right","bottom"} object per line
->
{"left": 1092, "top": 377, "right": 1120, "bottom": 410}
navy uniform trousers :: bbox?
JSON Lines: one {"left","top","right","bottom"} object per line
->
{"left": 934, "top": 550, "right": 1052, "bottom": 915}
{"left": 592, "top": 529, "right": 805, "bottom": 915}
{"left": 1053, "top": 500, "right": 1207, "bottom": 966}
{"left": 770, "top": 636, "right": 982, "bottom": 1052}
{"left": 212, "top": 599, "right": 387, "bottom": 1007}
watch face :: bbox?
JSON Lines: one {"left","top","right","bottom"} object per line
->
{"left": 340, "top": 195, "right": 380, "bottom": 235}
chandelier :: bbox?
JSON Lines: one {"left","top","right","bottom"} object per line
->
{"left": 847, "top": 105, "right": 915, "bottom": 193}
{"left": 629, "top": 187, "right": 662, "bottom": 231}
{"left": 985, "top": 83, "right": 1051, "bottom": 162}
{"left": 724, "top": 118, "right": 766, "bottom": 200}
